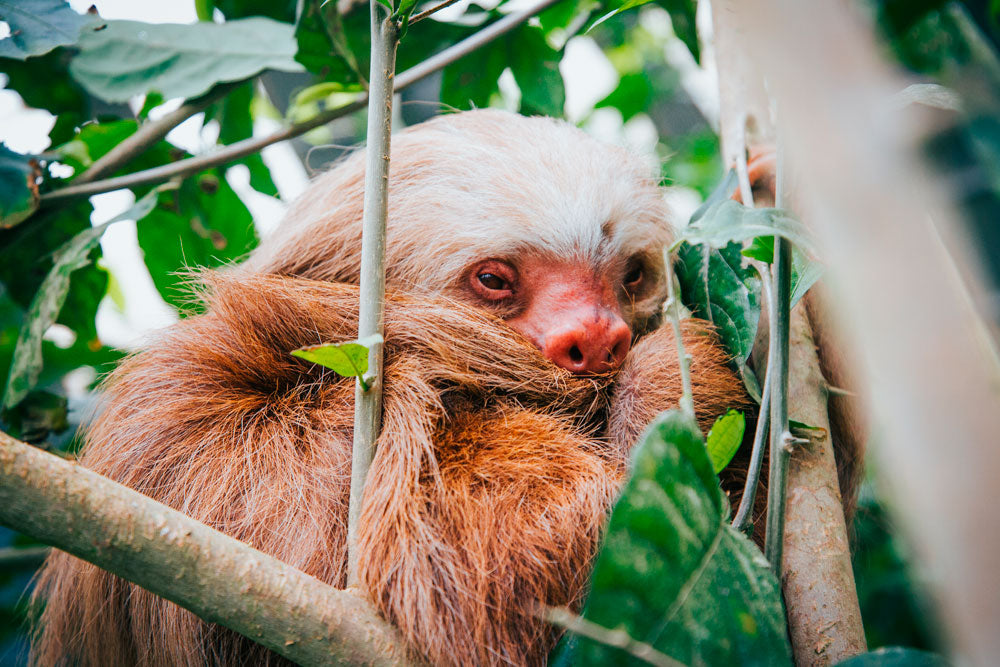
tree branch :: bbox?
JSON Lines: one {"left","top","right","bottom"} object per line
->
{"left": 0, "top": 431, "right": 416, "bottom": 666}
{"left": 75, "top": 81, "right": 243, "bottom": 185}
{"left": 38, "top": 0, "right": 560, "bottom": 206}
{"left": 409, "top": 0, "right": 463, "bottom": 25}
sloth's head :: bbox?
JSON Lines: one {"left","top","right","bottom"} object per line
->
{"left": 245, "top": 109, "right": 674, "bottom": 374}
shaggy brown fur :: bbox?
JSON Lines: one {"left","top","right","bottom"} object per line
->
{"left": 31, "top": 110, "right": 859, "bottom": 665}
{"left": 31, "top": 274, "right": 748, "bottom": 666}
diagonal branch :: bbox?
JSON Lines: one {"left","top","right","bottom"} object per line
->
{"left": 39, "top": 0, "right": 560, "bottom": 206}
{"left": 0, "top": 430, "right": 418, "bottom": 666}
{"left": 75, "top": 81, "right": 243, "bottom": 184}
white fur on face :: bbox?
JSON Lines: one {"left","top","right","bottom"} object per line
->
{"left": 245, "top": 110, "right": 675, "bottom": 323}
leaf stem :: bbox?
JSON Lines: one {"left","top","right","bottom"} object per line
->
{"left": 38, "top": 0, "right": 561, "bottom": 206}
{"left": 347, "top": 2, "right": 398, "bottom": 589}
{"left": 662, "top": 248, "right": 694, "bottom": 420}
{"left": 545, "top": 607, "right": 684, "bottom": 667}
{"left": 731, "top": 364, "right": 770, "bottom": 535}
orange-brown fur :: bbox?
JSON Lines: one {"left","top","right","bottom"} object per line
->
{"left": 31, "top": 274, "right": 748, "bottom": 666}
{"left": 31, "top": 110, "right": 858, "bottom": 665}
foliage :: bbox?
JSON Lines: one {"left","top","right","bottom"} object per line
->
{"left": 0, "top": 0, "right": 976, "bottom": 661}
{"left": 292, "top": 334, "right": 383, "bottom": 391}
{"left": 555, "top": 410, "right": 791, "bottom": 666}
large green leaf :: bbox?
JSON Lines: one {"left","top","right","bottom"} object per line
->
{"left": 675, "top": 240, "right": 761, "bottom": 364}
{"left": 557, "top": 410, "right": 791, "bottom": 666}
{"left": 2, "top": 219, "right": 106, "bottom": 407}
{"left": 676, "top": 200, "right": 819, "bottom": 259}
{"left": 0, "top": 144, "right": 40, "bottom": 229}
{"left": 294, "top": 0, "right": 367, "bottom": 85}
{"left": 442, "top": 24, "right": 565, "bottom": 116}
{"left": 1, "top": 190, "right": 159, "bottom": 408}
{"left": 137, "top": 173, "right": 257, "bottom": 312}
{"left": 0, "top": 0, "right": 92, "bottom": 60}
{"left": 596, "top": 72, "right": 653, "bottom": 123}
{"left": 510, "top": 26, "right": 565, "bottom": 117}
{"left": 69, "top": 17, "right": 304, "bottom": 103}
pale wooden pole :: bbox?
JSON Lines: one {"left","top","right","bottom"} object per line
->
{"left": 710, "top": 2, "right": 866, "bottom": 664}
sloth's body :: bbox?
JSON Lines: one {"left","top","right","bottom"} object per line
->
{"left": 34, "top": 111, "right": 772, "bottom": 665}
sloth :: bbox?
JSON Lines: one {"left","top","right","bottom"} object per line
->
{"left": 31, "top": 110, "right": 855, "bottom": 666}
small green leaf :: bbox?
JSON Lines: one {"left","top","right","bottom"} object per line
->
{"left": 589, "top": 0, "right": 651, "bottom": 32}
{"left": 706, "top": 409, "right": 745, "bottom": 474}
{"left": 0, "top": 0, "right": 93, "bottom": 60}
{"left": 292, "top": 334, "right": 383, "bottom": 390}
{"left": 69, "top": 17, "right": 304, "bottom": 103}
{"left": 677, "top": 200, "right": 819, "bottom": 259}
{"left": 0, "top": 144, "right": 40, "bottom": 229}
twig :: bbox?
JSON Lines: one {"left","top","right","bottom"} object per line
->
{"left": 408, "top": 0, "right": 463, "bottom": 24}
{"left": 731, "top": 363, "right": 770, "bottom": 535}
{"left": 661, "top": 248, "right": 694, "bottom": 419}
{"left": 39, "top": 0, "right": 561, "bottom": 205}
{"left": 0, "top": 431, "right": 416, "bottom": 666}
{"left": 347, "top": 1, "right": 398, "bottom": 588}
{"left": 545, "top": 607, "right": 684, "bottom": 667}
{"left": 75, "top": 81, "right": 243, "bottom": 184}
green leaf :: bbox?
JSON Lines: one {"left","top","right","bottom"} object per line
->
{"left": 1, "top": 189, "right": 162, "bottom": 408}
{"left": 558, "top": 410, "right": 792, "bottom": 666}
{"left": 590, "top": 0, "right": 651, "bottom": 32}
{"left": 294, "top": 0, "right": 368, "bottom": 85}
{"left": 137, "top": 174, "right": 257, "bottom": 312}
{"left": 0, "top": 144, "right": 40, "bottom": 229}
{"left": 3, "top": 222, "right": 105, "bottom": 408}
{"left": 69, "top": 17, "right": 304, "bottom": 103}
{"left": 676, "top": 200, "right": 819, "bottom": 259}
{"left": 706, "top": 409, "right": 745, "bottom": 474}
{"left": 595, "top": 72, "right": 652, "bottom": 122}
{"left": 510, "top": 26, "right": 565, "bottom": 117}
{"left": 292, "top": 334, "right": 383, "bottom": 390}
{"left": 442, "top": 24, "right": 565, "bottom": 116}
{"left": 834, "top": 647, "right": 950, "bottom": 667}
{"left": 675, "top": 241, "right": 761, "bottom": 363}
{"left": 0, "top": 0, "right": 93, "bottom": 60}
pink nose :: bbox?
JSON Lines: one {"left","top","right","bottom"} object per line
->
{"left": 542, "top": 312, "right": 632, "bottom": 374}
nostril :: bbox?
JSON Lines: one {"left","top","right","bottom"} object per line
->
{"left": 569, "top": 345, "right": 583, "bottom": 364}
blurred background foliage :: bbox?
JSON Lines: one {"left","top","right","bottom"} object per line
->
{"left": 3, "top": 0, "right": 1000, "bottom": 661}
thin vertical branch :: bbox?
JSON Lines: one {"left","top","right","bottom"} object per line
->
{"left": 763, "top": 232, "right": 792, "bottom": 576}
{"left": 662, "top": 248, "right": 694, "bottom": 420}
{"left": 347, "top": 2, "right": 399, "bottom": 588}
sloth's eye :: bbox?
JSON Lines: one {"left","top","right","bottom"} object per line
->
{"left": 478, "top": 273, "right": 509, "bottom": 291}
{"left": 623, "top": 263, "right": 644, "bottom": 289}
